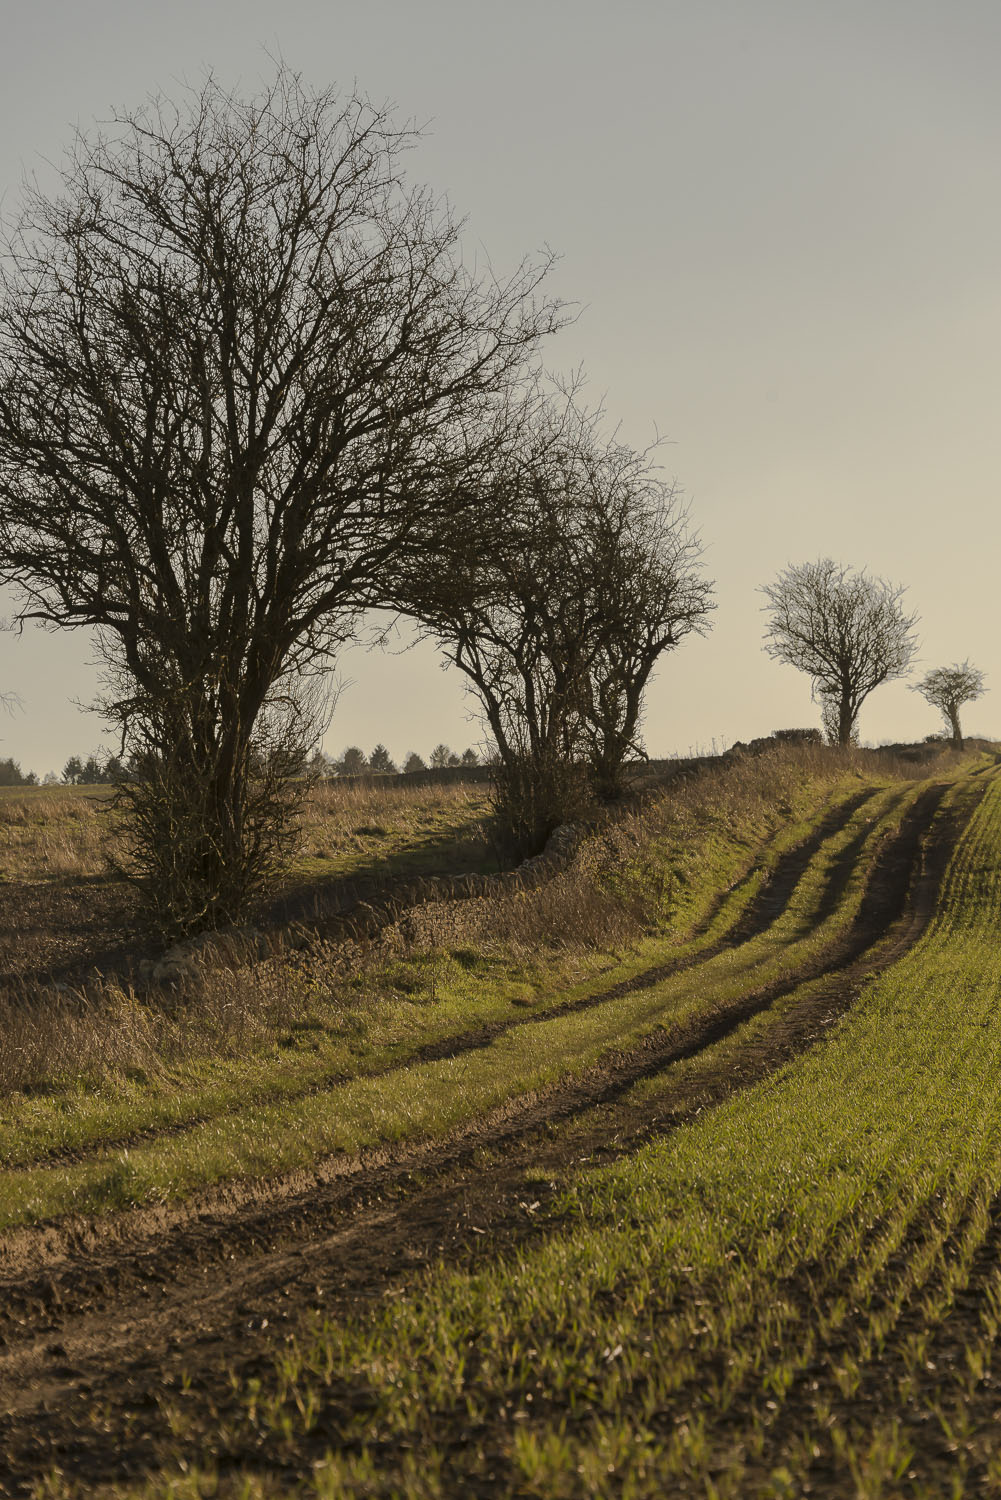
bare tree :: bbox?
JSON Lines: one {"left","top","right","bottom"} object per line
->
{"left": 0, "top": 71, "right": 561, "bottom": 933}
{"left": 762, "top": 559, "right": 918, "bottom": 747}
{"left": 405, "top": 396, "right": 595, "bottom": 853}
{"left": 914, "top": 661, "right": 986, "bottom": 749}
{"left": 405, "top": 390, "right": 712, "bottom": 851}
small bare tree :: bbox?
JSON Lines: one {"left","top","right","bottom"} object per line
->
{"left": 914, "top": 662, "right": 986, "bottom": 749}
{"left": 0, "top": 71, "right": 561, "bottom": 933}
{"left": 762, "top": 559, "right": 918, "bottom": 747}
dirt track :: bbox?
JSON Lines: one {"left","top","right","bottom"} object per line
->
{"left": 0, "top": 774, "right": 985, "bottom": 1496}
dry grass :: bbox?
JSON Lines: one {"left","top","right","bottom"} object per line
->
{"left": 0, "top": 777, "right": 492, "bottom": 886}
{"left": 393, "top": 742, "right": 939, "bottom": 962}
{"left": 0, "top": 954, "right": 334, "bottom": 1097}
{"left": 0, "top": 777, "right": 494, "bottom": 1097}
{"left": 0, "top": 785, "right": 120, "bottom": 880}
{"left": 293, "top": 777, "right": 492, "bottom": 879}
{"left": 0, "top": 744, "right": 973, "bottom": 1100}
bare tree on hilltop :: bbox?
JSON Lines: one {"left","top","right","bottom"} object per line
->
{"left": 762, "top": 559, "right": 918, "bottom": 748}
{"left": 576, "top": 447, "right": 713, "bottom": 799}
{"left": 914, "top": 662, "right": 986, "bottom": 749}
{"left": 0, "top": 70, "right": 563, "bottom": 934}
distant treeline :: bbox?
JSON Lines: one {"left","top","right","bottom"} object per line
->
{"left": 44, "top": 746, "right": 487, "bottom": 787}
{"left": 314, "top": 743, "right": 487, "bottom": 777}
{"left": 0, "top": 754, "right": 128, "bottom": 787}
{"left": 62, "top": 754, "right": 125, "bottom": 785}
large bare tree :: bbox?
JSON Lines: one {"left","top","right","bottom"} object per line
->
{"left": 404, "top": 392, "right": 712, "bottom": 851}
{"left": 762, "top": 559, "right": 918, "bottom": 747}
{"left": 914, "top": 661, "right": 986, "bottom": 748}
{"left": 0, "top": 71, "right": 562, "bottom": 933}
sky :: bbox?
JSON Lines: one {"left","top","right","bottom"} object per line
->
{"left": 0, "top": 0, "right": 997, "bottom": 777}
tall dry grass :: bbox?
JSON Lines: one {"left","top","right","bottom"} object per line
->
{"left": 390, "top": 742, "right": 970, "bottom": 961}
{"left": 295, "top": 778, "right": 491, "bottom": 873}
{"left": 0, "top": 787, "right": 121, "bottom": 880}
{"left": 0, "top": 933, "right": 364, "bottom": 1096}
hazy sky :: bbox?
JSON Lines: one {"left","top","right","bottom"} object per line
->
{"left": 0, "top": 0, "right": 998, "bottom": 776}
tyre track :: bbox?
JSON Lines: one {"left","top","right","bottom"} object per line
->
{"left": 0, "top": 783, "right": 963, "bottom": 1311}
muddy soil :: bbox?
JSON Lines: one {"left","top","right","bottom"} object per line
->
{"left": 0, "top": 775, "right": 984, "bottom": 1496}
{"left": 0, "top": 879, "right": 140, "bottom": 989}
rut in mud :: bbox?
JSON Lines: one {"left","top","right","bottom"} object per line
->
{"left": 0, "top": 774, "right": 983, "bottom": 1496}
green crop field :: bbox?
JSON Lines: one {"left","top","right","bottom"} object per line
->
{"left": 3, "top": 745, "right": 1000, "bottom": 1498}
{"left": 215, "top": 772, "right": 1001, "bottom": 1499}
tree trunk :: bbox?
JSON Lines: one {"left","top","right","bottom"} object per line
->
{"left": 948, "top": 707, "right": 964, "bottom": 750}
{"left": 592, "top": 730, "right": 631, "bottom": 801}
